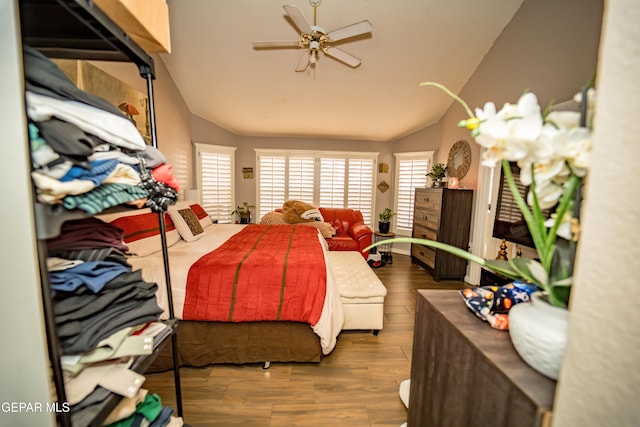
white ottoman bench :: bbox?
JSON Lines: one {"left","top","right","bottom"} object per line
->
{"left": 327, "top": 251, "right": 387, "bottom": 334}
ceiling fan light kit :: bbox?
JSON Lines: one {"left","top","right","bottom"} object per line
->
{"left": 253, "top": 0, "right": 372, "bottom": 72}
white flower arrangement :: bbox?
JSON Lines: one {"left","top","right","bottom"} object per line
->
{"left": 368, "top": 82, "right": 595, "bottom": 308}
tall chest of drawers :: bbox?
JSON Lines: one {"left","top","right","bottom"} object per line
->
{"left": 411, "top": 188, "right": 474, "bottom": 280}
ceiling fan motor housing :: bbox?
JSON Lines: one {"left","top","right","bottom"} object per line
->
{"left": 310, "top": 25, "right": 326, "bottom": 35}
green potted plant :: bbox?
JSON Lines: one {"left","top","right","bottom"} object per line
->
{"left": 378, "top": 208, "right": 395, "bottom": 234}
{"left": 231, "top": 202, "right": 255, "bottom": 224}
{"left": 426, "top": 163, "right": 447, "bottom": 187}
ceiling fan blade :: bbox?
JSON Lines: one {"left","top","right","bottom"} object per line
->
{"left": 295, "top": 51, "right": 311, "bottom": 72}
{"left": 324, "top": 47, "right": 361, "bottom": 68}
{"left": 327, "top": 20, "right": 372, "bottom": 42}
{"left": 283, "top": 5, "right": 312, "bottom": 35}
{"left": 253, "top": 40, "right": 301, "bottom": 48}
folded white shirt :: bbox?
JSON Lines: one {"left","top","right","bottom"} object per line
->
{"left": 103, "top": 163, "right": 141, "bottom": 186}
{"left": 26, "top": 91, "right": 146, "bottom": 151}
{"left": 47, "top": 257, "right": 85, "bottom": 272}
{"left": 31, "top": 171, "right": 96, "bottom": 202}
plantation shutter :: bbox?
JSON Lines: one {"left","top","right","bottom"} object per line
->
{"left": 288, "top": 156, "right": 315, "bottom": 204}
{"left": 394, "top": 153, "right": 431, "bottom": 234}
{"left": 255, "top": 149, "right": 378, "bottom": 227}
{"left": 347, "top": 158, "right": 375, "bottom": 224}
{"left": 196, "top": 144, "right": 235, "bottom": 224}
{"left": 258, "top": 155, "right": 286, "bottom": 219}
{"left": 319, "top": 157, "right": 346, "bottom": 208}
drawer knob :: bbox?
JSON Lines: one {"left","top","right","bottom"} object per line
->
{"left": 422, "top": 215, "right": 428, "bottom": 221}
{"left": 420, "top": 234, "right": 427, "bottom": 238}
{"left": 423, "top": 197, "right": 429, "bottom": 202}
{"left": 419, "top": 250, "right": 425, "bottom": 256}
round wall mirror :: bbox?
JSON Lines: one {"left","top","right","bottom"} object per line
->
{"left": 447, "top": 139, "right": 472, "bottom": 179}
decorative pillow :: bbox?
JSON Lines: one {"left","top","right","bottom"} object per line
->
{"left": 189, "top": 203, "right": 213, "bottom": 229}
{"left": 105, "top": 210, "right": 181, "bottom": 256}
{"left": 330, "top": 219, "right": 350, "bottom": 235}
{"left": 168, "top": 205, "right": 205, "bottom": 242}
{"left": 260, "top": 211, "right": 286, "bottom": 224}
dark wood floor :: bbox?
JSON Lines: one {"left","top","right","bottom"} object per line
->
{"left": 144, "top": 254, "right": 468, "bottom": 426}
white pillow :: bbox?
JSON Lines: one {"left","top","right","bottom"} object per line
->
{"left": 167, "top": 205, "right": 205, "bottom": 242}
{"left": 97, "top": 208, "right": 181, "bottom": 256}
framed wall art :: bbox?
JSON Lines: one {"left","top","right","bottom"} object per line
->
{"left": 52, "top": 59, "right": 152, "bottom": 143}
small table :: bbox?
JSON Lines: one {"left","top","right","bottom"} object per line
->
{"left": 374, "top": 231, "right": 395, "bottom": 264}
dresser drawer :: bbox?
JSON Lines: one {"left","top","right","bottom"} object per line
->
{"left": 412, "top": 245, "right": 436, "bottom": 268}
{"left": 413, "top": 207, "right": 440, "bottom": 230}
{"left": 413, "top": 223, "right": 437, "bottom": 241}
{"left": 415, "top": 189, "right": 442, "bottom": 211}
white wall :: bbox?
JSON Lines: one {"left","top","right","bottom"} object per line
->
{"left": 93, "top": 57, "right": 194, "bottom": 194}
{"left": 552, "top": 1, "right": 640, "bottom": 424}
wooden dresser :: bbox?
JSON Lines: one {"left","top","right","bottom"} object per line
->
{"left": 411, "top": 187, "right": 473, "bottom": 280}
{"left": 408, "top": 290, "right": 556, "bottom": 427}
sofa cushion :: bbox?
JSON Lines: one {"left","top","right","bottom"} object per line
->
{"left": 332, "top": 219, "right": 350, "bottom": 235}
{"left": 325, "top": 235, "right": 360, "bottom": 252}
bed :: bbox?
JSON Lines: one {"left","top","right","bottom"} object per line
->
{"left": 97, "top": 204, "right": 344, "bottom": 370}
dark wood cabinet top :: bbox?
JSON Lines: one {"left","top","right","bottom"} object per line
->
{"left": 418, "top": 289, "right": 556, "bottom": 413}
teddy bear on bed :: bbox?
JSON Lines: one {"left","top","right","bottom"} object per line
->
{"left": 260, "top": 200, "right": 336, "bottom": 238}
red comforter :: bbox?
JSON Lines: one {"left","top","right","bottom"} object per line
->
{"left": 182, "top": 224, "right": 327, "bottom": 325}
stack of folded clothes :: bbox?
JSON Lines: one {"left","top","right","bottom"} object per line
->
{"left": 45, "top": 217, "right": 170, "bottom": 422}
{"left": 24, "top": 44, "right": 179, "bottom": 215}
{"left": 24, "top": 44, "right": 183, "bottom": 425}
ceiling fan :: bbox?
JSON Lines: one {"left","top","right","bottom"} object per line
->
{"left": 253, "top": 0, "right": 372, "bottom": 72}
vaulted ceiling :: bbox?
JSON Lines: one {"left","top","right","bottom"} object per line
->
{"left": 160, "top": 0, "right": 524, "bottom": 142}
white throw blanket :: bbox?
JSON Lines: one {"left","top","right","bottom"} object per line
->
{"left": 26, "top": 91, "right": 147, "bottom": 151}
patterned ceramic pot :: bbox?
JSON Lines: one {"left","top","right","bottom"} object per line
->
{"left": 508, "top": 291, "right": 569, "bottom": 380}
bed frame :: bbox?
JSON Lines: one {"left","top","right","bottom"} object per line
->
{"left": 149, "top": 320, "right": 322, "bottom": 371}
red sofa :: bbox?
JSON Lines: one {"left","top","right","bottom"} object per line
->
{"left": 319, "top": 208, "right": 373, "bottom": 259}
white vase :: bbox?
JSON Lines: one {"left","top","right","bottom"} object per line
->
{"left": 508, "top": 291, "right": 569, "bottom": 380}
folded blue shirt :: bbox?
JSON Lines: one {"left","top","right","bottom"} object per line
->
{"left": 60, "top": 158, "right": 119, "bottom": 185}
{"left": 49, "top": 261, "right": 130, "bottom": 293}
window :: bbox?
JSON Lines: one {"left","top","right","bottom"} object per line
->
{"left": 347, "top": 158, "right": 375, "bottom": 223}
{"left": 258, "top": 155, "right": 286, "bottom": 217}
{"left": 288, "top": 156, "right": 315, "bottom": 202}
{"left": 195, "top": 143, "right": 236, "bottom": 224}
{"left": 256, "top": 149, "right": 377, "bottom": 224}
{"left": 319, "top": 158, "right": 346, "bottom": 207}
{"left": 393, "top": 151, "right": 433, "bottom": 235}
